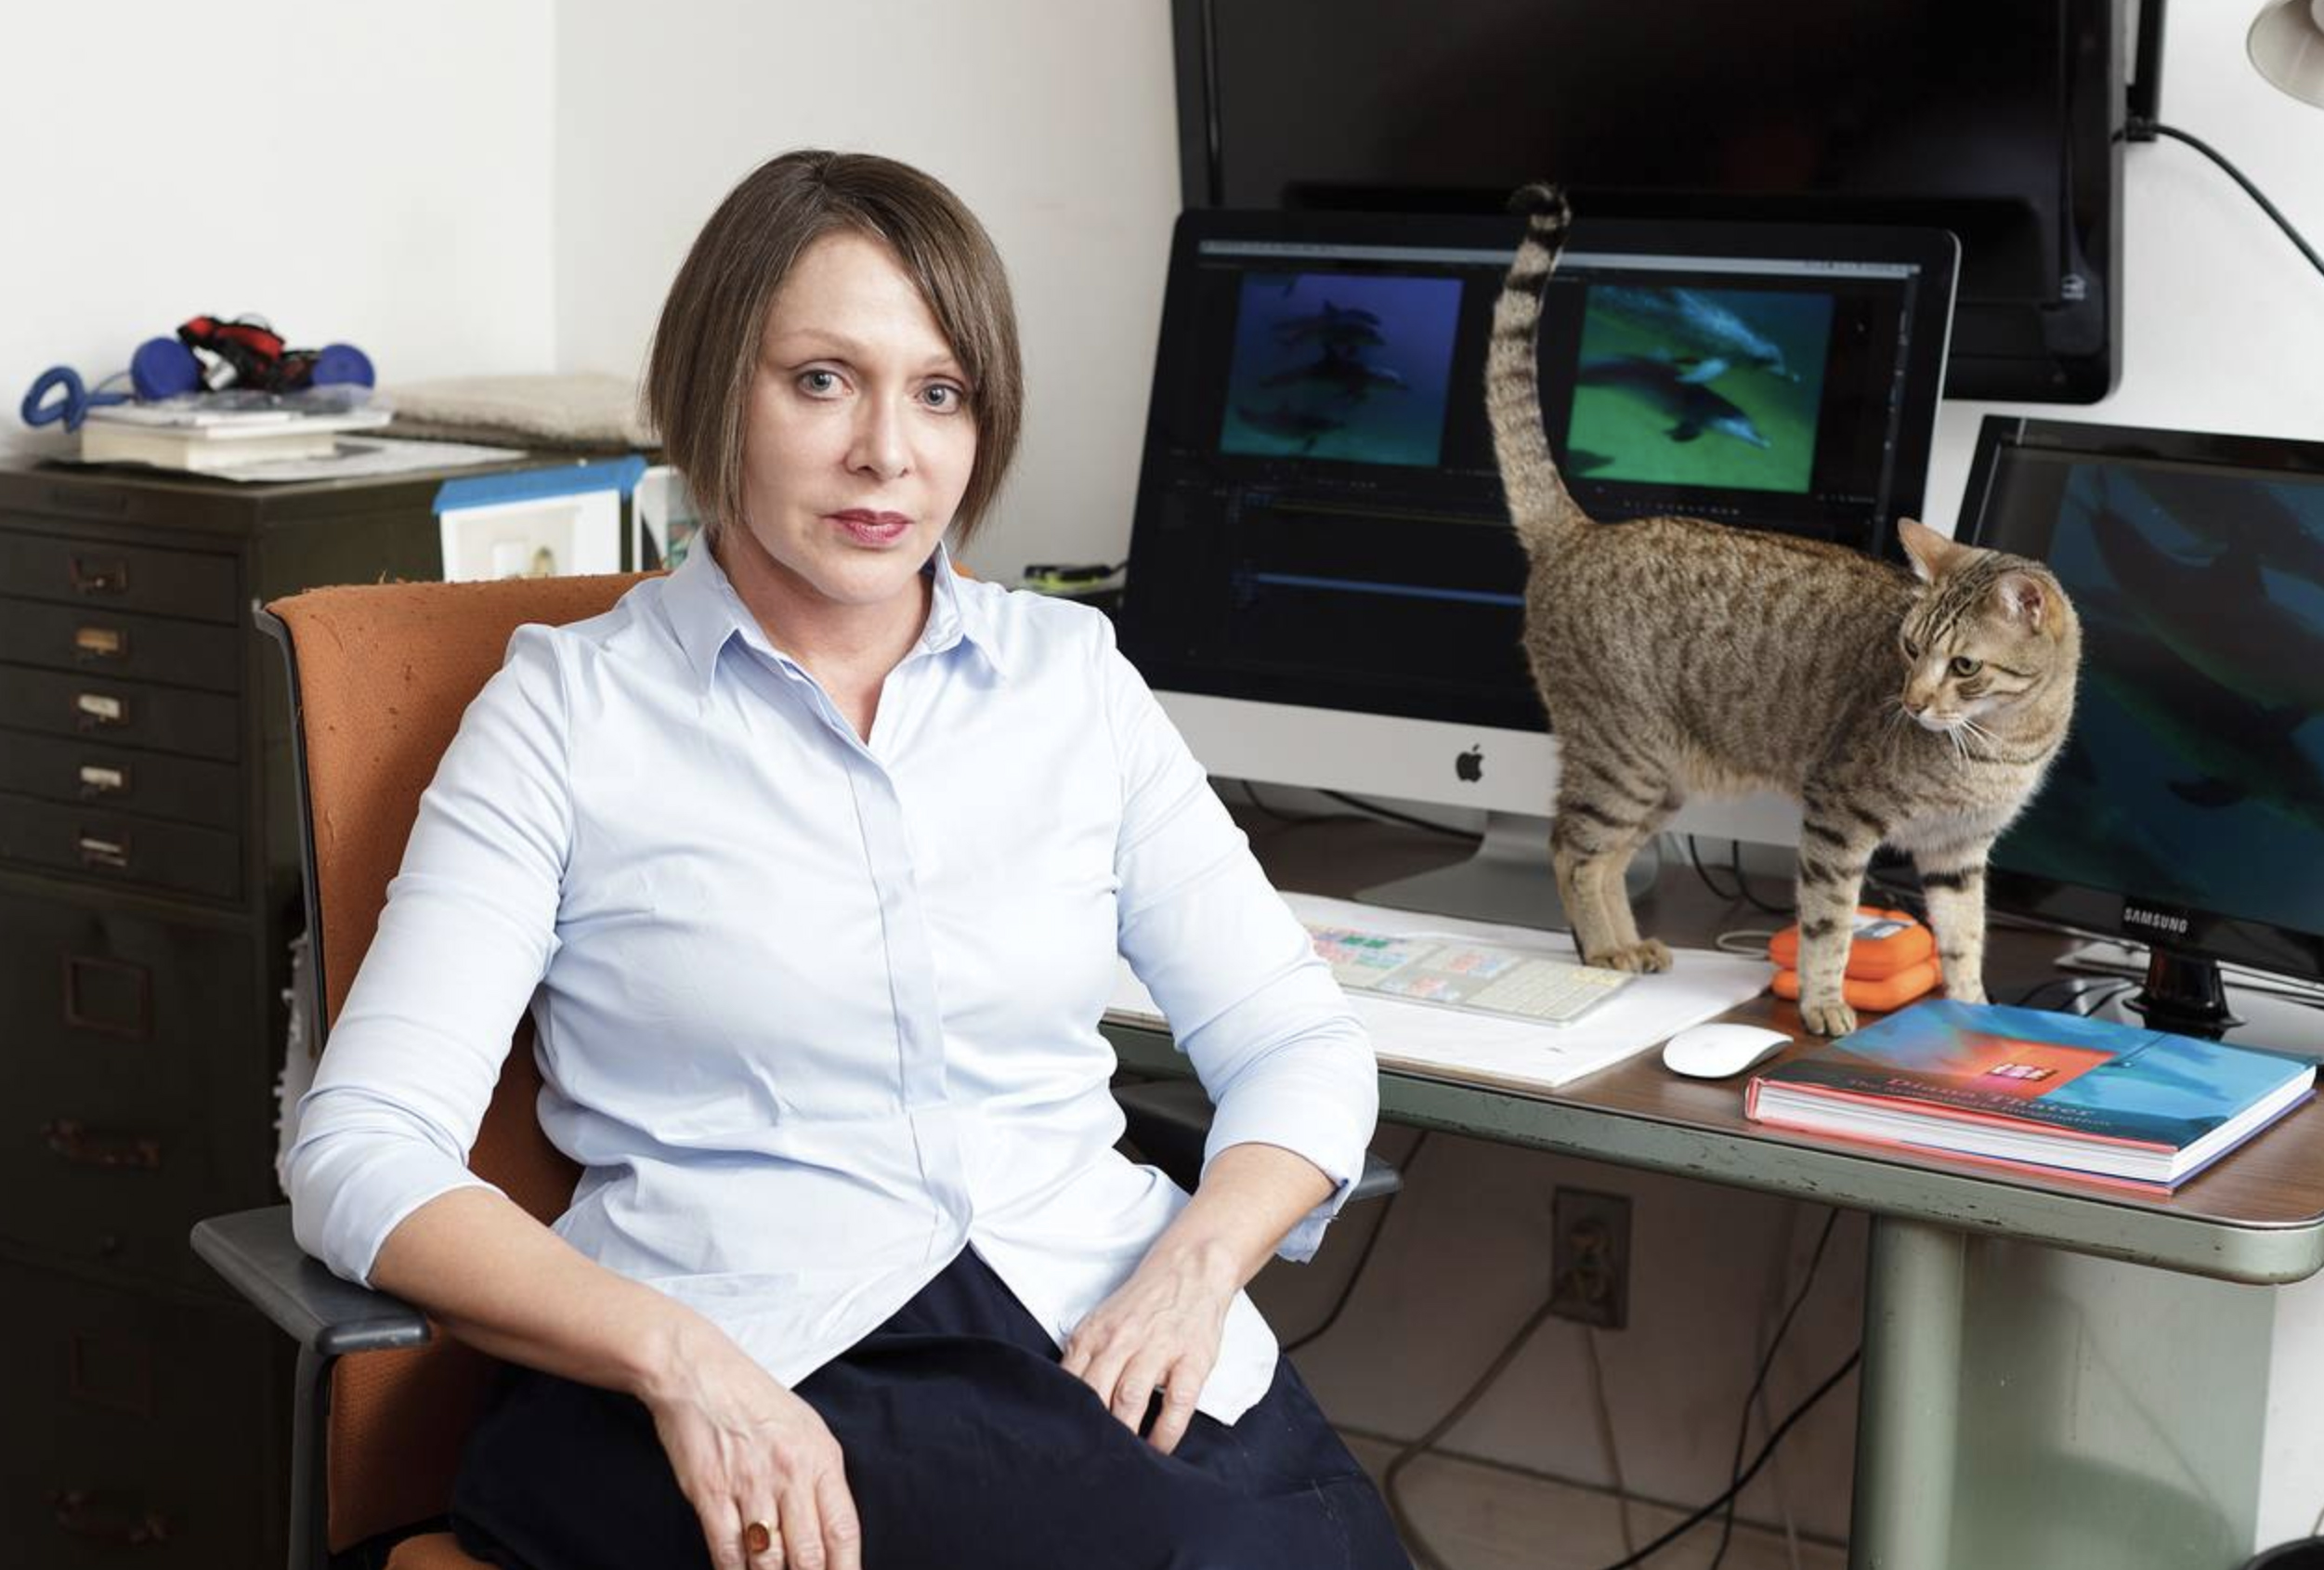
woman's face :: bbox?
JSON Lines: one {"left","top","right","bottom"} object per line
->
{"left": 731, "top": 229, "right": 976, "bottom": 625}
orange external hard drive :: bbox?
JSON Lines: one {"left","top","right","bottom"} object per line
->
{"left": 1769, "top": 961, "right": 1941, "bottom": 1014}
{"left": 1767, "top": 906, "right": 1934, "bottom": 980}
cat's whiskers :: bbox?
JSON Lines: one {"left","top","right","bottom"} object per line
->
{"left": 1959, "top": 716, "right": 2003, "bottom": 757}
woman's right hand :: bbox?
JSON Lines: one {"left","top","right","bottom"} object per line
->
{"left": 638, "top": 1318, "right": 862, "bottom": 1570}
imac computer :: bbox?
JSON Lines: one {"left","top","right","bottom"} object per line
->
{"left": 1958, "top": 417, "right": 2324, "bottom": 1039}
{"left": 1115, "top": 207, "right": 1958, "bottom": 927}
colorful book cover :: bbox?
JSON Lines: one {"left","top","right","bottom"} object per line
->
{"left": 1748, "top": 999, "right": 2314, "bottom": 1154}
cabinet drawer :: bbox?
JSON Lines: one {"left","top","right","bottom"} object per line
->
{"left": 0, "top": 666, "right": 238, "bottom": 762}
{"left": 0, "top": 889, "right": 268, "bottom": 1283}
{"left": 0, "top": 886, "right": 260, "bottom": 1059}
{"left": 0, "top": 1259, "right": 286, "bottom": 1570}
{"left": 0, "top": 733, "right": 241, "bottom": 830}
{"left": 0, "top": 529, "right": 240, "bottom": 624}
{"left": 0, "top": 796, "right": 242, "bottom": 901}
{"left": 0, "top": 596, "right": 242, "bottom": 692}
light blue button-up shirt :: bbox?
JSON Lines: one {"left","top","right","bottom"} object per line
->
{"left": 285, "top": 541, "right": 1377, "bottom": 1421}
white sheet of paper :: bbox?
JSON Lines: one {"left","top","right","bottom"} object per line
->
{"left": 55, "top": 434, "right": 529, "bottom": 484}
{"left": 1107, "top": 892, "right": 1773, "bottom": 1092}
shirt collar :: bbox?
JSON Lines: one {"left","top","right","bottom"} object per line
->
{"left": 662, "top": 536, "right": 1012, "bottom": 692}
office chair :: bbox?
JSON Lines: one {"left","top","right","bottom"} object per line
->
{"left": 191, "top": 571, "right": 1399, "bottom": 1570}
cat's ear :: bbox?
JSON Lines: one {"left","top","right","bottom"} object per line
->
{"left": 1896, "top": 517, "right": 1968, "bottom": 583}
{"left": 1992, "top": 570, "right": 2049, "bottom": 631}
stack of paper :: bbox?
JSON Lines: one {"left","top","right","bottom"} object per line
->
{"left": 79, "top": 403, "right": 394, "bottom": 473}
{"left": 1108, "top": 892, "right": 1773, "bottom": 1092}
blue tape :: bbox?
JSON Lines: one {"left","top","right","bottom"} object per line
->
{"left": 433, "top": 454, "right": 649, "bottom": 515}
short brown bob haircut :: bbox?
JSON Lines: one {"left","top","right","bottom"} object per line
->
{"left": 645, "top": 150, "right": 1024, "bottom": 549}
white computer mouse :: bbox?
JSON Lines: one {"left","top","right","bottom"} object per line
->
{"left": 1662, "top": 1023, "right": 1795, "bottom": 1079}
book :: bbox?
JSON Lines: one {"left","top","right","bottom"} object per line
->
{"left": 79, "top": 409, "right": 392, "bottom": 473}
{"left": 1745, "top": 999, "right": 2316, "bottom": 1189}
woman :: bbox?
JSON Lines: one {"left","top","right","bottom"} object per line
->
{"left": 286, "top": 150, "right": 1408, "bottom": 1570}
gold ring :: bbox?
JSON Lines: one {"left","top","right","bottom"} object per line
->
{"left": 743, "top": 1520, "right": 775, "bottom": 1556}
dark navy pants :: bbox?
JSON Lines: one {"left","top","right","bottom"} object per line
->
{"left": 450, "top": 1248, "right": 1410, "bottom": 1569}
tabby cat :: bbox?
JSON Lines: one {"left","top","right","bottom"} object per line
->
{"left": 1486, "top": 186, "right": 2082, "bottom": 1036}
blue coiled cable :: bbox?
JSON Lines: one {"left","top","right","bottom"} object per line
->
{"left": 21, "top": 366, "right": 134, "bottom": 432}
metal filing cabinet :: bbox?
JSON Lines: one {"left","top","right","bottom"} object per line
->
{"left": 0, "top": 452, "right": 592, "bottom": 1568}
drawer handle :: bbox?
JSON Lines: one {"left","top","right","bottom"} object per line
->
{"left": 62, "top": 953, "right": 152, "bottom": 1040}
{"left": 42, "top": 1119, "right": 162, "bottom": 1171}
{"left": 73, "top": 691, "right": 128, "bottom": 730}
{"left": 73, "top": 624, "right": 128, "bottom": 661}
{"left": 68, "top": 555, "right": 132, "bottom": 595}
{"left": 51, "top": 1490, "right": 171, "bottom": 1548}
{"left": 77, "top": 762, "right": 131, "bottom": 799}
{"left": 76, "top": 831, "right": 132, "bottom": 870}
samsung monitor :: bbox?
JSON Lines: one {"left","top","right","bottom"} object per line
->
{"left": 1959, "top": 417, "right": 2324, "bottom": 1037}
{"left": 1169, "top": 0, "right": 2137, "bottom": 403}
{"left": 1116, "top": 207, "right": 1958, "bottom": 927}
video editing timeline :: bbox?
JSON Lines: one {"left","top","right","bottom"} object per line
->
{"left": 1125, "top": 233, "right": 1938, "bottom": 732}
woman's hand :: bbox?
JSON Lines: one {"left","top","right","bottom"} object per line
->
{"left": 639, "top": 1318, "right": 862, "bottom": 1570}
{"left": 1064, "top": 1140, "right": 1338, "bottom": 1454}
{"left": 1061, "top": 1241, "right": 1238, "bottom": 1456}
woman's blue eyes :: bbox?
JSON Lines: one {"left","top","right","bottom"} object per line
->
{"left": 794, "top": 370, "right": 965, "bottom": 410}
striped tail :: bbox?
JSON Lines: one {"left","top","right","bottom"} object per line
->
{"left": 1485, "top": 184, "right": 1590, "bottom": 562}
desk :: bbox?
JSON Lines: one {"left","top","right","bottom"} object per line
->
{"left": 1105, "top": 809, "right": 2324, "bottom": 1570}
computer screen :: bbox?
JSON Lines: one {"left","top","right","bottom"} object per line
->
{"left": 1170, "top": 0, "right": 2132, "bottom": 402}
{"left": 1959, "top": 417, "right": 2324, "bottom": 1032}
{"left": 1116, "top": 208, "right": 1955, "bottom": 923}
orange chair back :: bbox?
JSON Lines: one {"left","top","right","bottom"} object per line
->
{"left": 268, "top": 573, "right": 646, "bottom": 1552}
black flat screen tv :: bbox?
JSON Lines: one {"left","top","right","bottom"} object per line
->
{"left": 1171, "top": 0, "right": 2140, "bottom": 404}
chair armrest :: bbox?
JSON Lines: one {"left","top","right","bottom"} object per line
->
{"left": 1115, "top": 1079, "right": 1403, "bottom": 1203}
{"left": 191, "top": 1205, "right": 432, "bottom": 1356}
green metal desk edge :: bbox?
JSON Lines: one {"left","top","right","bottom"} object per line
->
{"left": 1104, "top": 1021, "right": 2324, "bottom": 1287}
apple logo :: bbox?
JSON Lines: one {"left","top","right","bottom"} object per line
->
{"left": 1455, "top": 745, "right": 1483, "bottom": 783}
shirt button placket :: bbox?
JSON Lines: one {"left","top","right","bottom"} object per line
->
{"left": 847, "top": 752, "right": 971, "bottom": 1253}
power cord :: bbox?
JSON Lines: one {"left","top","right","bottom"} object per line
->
{"left": 1715, "top": 928, "right": 1784, "bottom": 959}
{"left": 1282, "top": 1131, "right": 1429, "bottom": 1355}
{"left": 1706, "top": 1209, "right": 1843, "bottom": 1570}
{"left": 1584, "top": 1325, "right": 1639, "bottom": 1558}
{"left": 1687, "top": 837, "right": 1795, "bottom": 917}
{"left": 2121, "top": 118, "right": 2324, "bottom": 282}
{"left": 1686, "top": 835, "right": 1745, "bottom": 902}
{"left": 1234, "top": 779, "right": 1482, "bottom": 843}
{"left": 1586, "top": 1347, "right": 1861, "bottom": 1570}
{"left": 1379, "top": 1206, "right": 1861, "bottom": 1570}
{"left": 1381, "top": 1296, "right": 1562, "bottom": 1570}
{"left": 1319, "top": 789, "right": 1482, "bottom": 842}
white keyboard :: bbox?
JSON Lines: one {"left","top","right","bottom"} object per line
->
{"left": 1306, "top": 924, "right": 1636, "bottom": 1027}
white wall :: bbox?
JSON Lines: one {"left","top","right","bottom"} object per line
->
{"left": 549, "top": 0, "right": 1182, "bottom": 582}
{"left": 0, "top": 2, "right": 555, "bottom": 462}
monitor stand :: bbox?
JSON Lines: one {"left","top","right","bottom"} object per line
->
{"left": 2124, "top": 947, "right": 2244, "bottom": 1040}
{"left": 1355, "top": 810, "right": 1657, "bottom": 935}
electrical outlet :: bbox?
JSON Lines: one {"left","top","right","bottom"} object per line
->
{"left": 1549, "top": 1187, "right": 1632, "bottom": 1329}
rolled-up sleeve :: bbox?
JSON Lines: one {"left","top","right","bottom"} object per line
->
{"left": 1099, "top": 623, "right": 1377, "bottom": 1263}
{"left": 284, "top": 625, "right": 572, "bottom": 1288}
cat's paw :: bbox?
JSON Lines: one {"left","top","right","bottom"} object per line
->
{"left": 1587, "top": 939, "right": 1673, "bottom": 974}
{"left": 1800, "top": 996, "right": 1859, "bottom": 1038}
{"left": 1946, "top": 979, "right": 1988, "bottom": 1005}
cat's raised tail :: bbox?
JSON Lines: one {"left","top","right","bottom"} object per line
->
{"left": 1487, "top": 182, "right": 1589, "bottom": 564}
